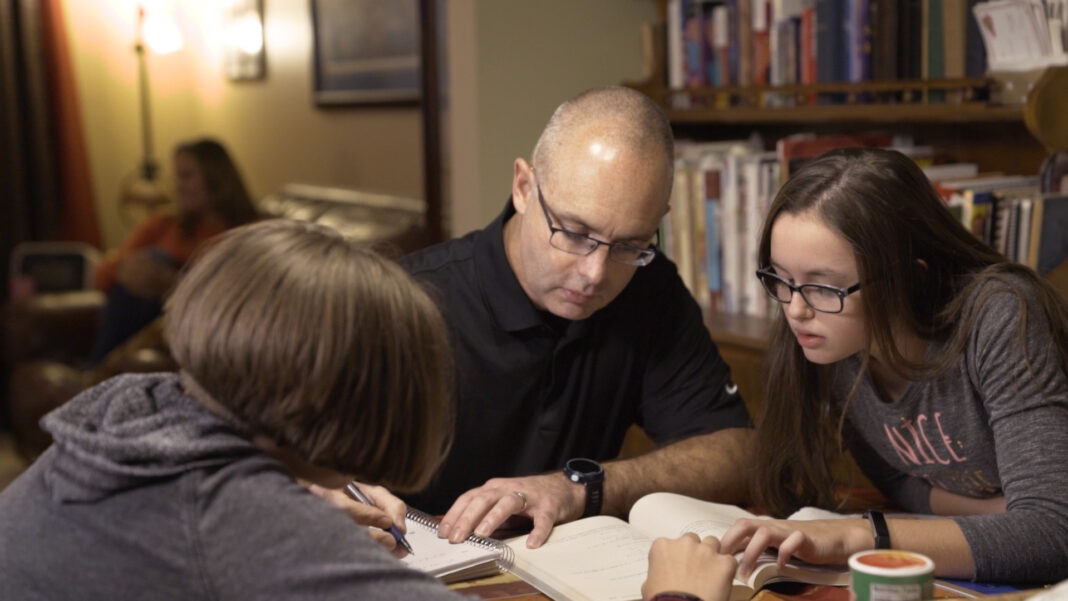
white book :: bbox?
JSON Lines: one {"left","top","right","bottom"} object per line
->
{"left": 506, "top": 493, "right": 850, "bottom": 601}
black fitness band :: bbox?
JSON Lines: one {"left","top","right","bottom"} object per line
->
{"left": 865, "top": 510, "right": 891, "bottom": 549}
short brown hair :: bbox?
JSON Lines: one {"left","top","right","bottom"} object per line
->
{"left": 165, "top": 219, "right": 452, "bottom": 492}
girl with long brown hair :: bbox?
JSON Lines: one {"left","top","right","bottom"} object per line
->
{"left": 720, "top": 147, "right": 1068, "bottom": 584}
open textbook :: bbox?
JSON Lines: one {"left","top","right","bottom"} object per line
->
{"left": 506, "top": 492, "right": 851, "bottom": 601}
{"left": 399, "top": 508, "right": 513, "bottom": 583}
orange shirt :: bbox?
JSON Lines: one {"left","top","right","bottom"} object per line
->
{"left": 93, "top": 213, "right": 227, "bottom": 291}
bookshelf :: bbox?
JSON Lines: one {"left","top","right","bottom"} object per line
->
{"left": 624, "top": 2, "right": 1068, "bottom": 423}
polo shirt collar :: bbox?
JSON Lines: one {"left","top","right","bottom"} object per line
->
{"left": 473, "top": 199, "right": 546, "bottom": 332}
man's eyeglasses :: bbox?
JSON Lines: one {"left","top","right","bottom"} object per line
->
{"left": 535, "top": 181, "right": 658, "bottom": 267}
{"left": 756, "top": 268, "right": 861, "bottom": 314}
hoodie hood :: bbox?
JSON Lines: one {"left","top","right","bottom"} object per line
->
{"left": 41, "top": 372, "right": 257, "bottom": 503}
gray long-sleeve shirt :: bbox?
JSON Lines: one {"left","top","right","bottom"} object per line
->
{"left": 0, "top": 373, "right": 466, "bottom": 601}
{"left": 838, "top": 276, "right": 1068, "bottom": 583}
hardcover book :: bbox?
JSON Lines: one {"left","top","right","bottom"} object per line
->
{"left": 505, "top": 493, "right": 850, "bottom": 601}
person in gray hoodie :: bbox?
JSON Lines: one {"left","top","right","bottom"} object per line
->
{"left": 0, "top": 219, "right": 459, "bottom": 600}
{"left": 0, "top": 218, "right": 738, "bottom": 601}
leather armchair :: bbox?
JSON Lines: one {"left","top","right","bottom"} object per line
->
{"left": 4, "top": 290, "right": 176, "bottom": 461}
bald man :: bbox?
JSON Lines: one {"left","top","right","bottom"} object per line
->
{"left": 398, "top": 87, "right": 751, "bottom": 548}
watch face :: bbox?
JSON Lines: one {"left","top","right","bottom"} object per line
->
{"left": 566, "top": 458, "right": 602, "bottom": 476}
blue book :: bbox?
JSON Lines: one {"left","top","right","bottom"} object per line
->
{"left": 937, "top": 578, "right": 1020, "bottom": 597}
{"left": 703, "top": 168, "right": 724, "bottom": 312}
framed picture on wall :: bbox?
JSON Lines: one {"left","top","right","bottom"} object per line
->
{"left": 310, "top": 0, "right": 421, "bottom": 105}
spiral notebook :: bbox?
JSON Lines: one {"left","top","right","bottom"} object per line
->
{"left": 399, "top": 508, "right": 514, "bottom": 583}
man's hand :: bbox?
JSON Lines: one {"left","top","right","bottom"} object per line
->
{"left": 642, "top": 534, "right": 737, "bottom": 601}
{"left": 305, "top": 481, "right": 410, "bottom": 558}
{"left": 439, "top": 472, "right": 584, "bottom": 548}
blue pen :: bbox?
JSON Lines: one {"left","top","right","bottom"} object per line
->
{"left": 344, "top": 482, "right": 415, "bottom": 555}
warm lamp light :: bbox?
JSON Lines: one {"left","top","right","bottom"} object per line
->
{"left": 223, "top": 0, "right": 266, "bottom": 80}
{"left": 119, "top": 4, "right": 183, "bottom": 225}
{"left": 142, "top": 12, "right": 184, "bottom": 55}
{"left": 227, "top": 12, "right": 263, "bottom": 55}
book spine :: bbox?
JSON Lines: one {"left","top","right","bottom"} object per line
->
{"left": 737, "top": 0, "right": 754, "bottom": 86}
{"left": 942, "top": 0, "right": 966, "bottom": 78}
{"left": 721, "top": 155, "right": 741, "bottom": 314}
{"left": 816, "top": 0, "right": 845, "bottom": 82}
{"left": 668, "top": 0, "right": 684, "bottom": 89}
{"left": 726, "top": 0, "right": 740, "bottom": 85}
{"left": 964, "top": 0, "right": 987, "bottom": 76}
{"left": 690, "top": 160, "right": 711, "bottom": 311}
{"left": 683, "top": 0, "right": 706, "bottom": 89}
{"left": 927, "top": 0, "right": 945, "bottom": 100}
{"left": 703, "top": 166, "right": 724, "bottom": 313}
{"left": 800, "top": 3, "right": 818, "bottom": 86}
{"left": 899, "top": 0, "right": 923, "bottom": 79}
{"left": 752, "top": 0, "right": 771, "bottom": 85}
{"left": 671, "top": 162, "right": 696, "bottom": 295}
{"left": 872, "top": 0, "right": 900, "bottom": 80}
{"left": 713, "top": 4, "right": 732, "bottom": 86}
{"left": 849, "top": 0, "right": 873, "bottom": 82}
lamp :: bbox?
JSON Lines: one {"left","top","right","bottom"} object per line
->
{"left": 223, "top": 0, "right": 266, "bottom": 80}
{"left": 118, "top": 3, "right": 184, "bottom": 226}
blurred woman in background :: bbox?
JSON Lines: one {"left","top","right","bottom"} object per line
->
{"left": 89, "top": 138, "right": 258, "bottom": 363}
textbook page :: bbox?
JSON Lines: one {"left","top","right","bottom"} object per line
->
{"left": 506, "top": 493, "right": 850, "bottom": 601}
{"left": 628, "top": 493, "right": 850, "bottom": 591}
{"left": 507, "top": 516, "right": 654, "bottom": 601}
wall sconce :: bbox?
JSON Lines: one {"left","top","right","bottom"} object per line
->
{"left": 224, "top": 0, "right": 266, "bottom": 80}
{"left": 118, "top": 2, "right": 185, "bottom": 226}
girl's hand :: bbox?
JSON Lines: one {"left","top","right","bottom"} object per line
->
{"left": 718, "top": 518, "right": 872, "bottom": 577}
{"left": 305, "top": 481, "right": 410, "bottom": 558}
{"left": 642, "top": 534, "right": 737, "bottom": 601}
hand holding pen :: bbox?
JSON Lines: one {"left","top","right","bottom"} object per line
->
{"left": 344, "top": 482, "right": 415, "bottom": 555}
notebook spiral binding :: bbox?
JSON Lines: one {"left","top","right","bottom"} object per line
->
{"left": 406, "top": 508, "right": 515, "bottom": 573}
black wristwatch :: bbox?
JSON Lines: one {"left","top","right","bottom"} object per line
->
{"left": 563, "top": 457, "right": 604, "bottom": 518}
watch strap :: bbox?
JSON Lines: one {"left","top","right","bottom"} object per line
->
{"left": 865, "top": 510, "right": 891, "bottom": 549}
{"left": 650, "top": 593, "right": 705, "bottom": 601}
{"left": 583, "top": 477, "right": 603, "bottom": 518}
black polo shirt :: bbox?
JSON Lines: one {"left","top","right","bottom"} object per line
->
{"left": 398, "top": 201, "right": 749, "bottom": 514}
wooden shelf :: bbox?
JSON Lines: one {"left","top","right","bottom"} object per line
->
{"left": 639, "top": 76, "right": 1032, "bottom": 125}
{"left": 663, "top": 102, "right": 1024, "bottom": 125}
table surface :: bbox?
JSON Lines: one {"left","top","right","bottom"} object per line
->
{"left": 447, "top": 571, "right": 1043, "bottom": 601}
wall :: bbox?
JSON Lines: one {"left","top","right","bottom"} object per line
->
{"left": 63, "top": 0, "right": 656, "bottom": 247}
{"left": 445, "top": 0, "right": 657, "bottom": 236}
{"left": 62, "top": 0, "right": 423, "bottom": 249}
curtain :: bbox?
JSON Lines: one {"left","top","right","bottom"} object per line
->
{"left": 1, "top": 0, "right": 100, "bottom": 429}
{"left": 41, "top": 0, "right": 100, "bottom": 248}
{"left": 0, "top": 0, "right": 100, "bottom": 305}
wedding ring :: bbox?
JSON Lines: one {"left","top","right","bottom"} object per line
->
{"left": 513, "top": 490, "right": 528, "bottom": 510}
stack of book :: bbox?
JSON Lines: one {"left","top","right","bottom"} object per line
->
{"left": 662, "top": 133, "right": 1068, "bottom": 318}
{"left": 665, "top": 0, "right": 1067, "bottom": 107}
{"left": 935, "top": 175, "right": 1068, "bottom": 272}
